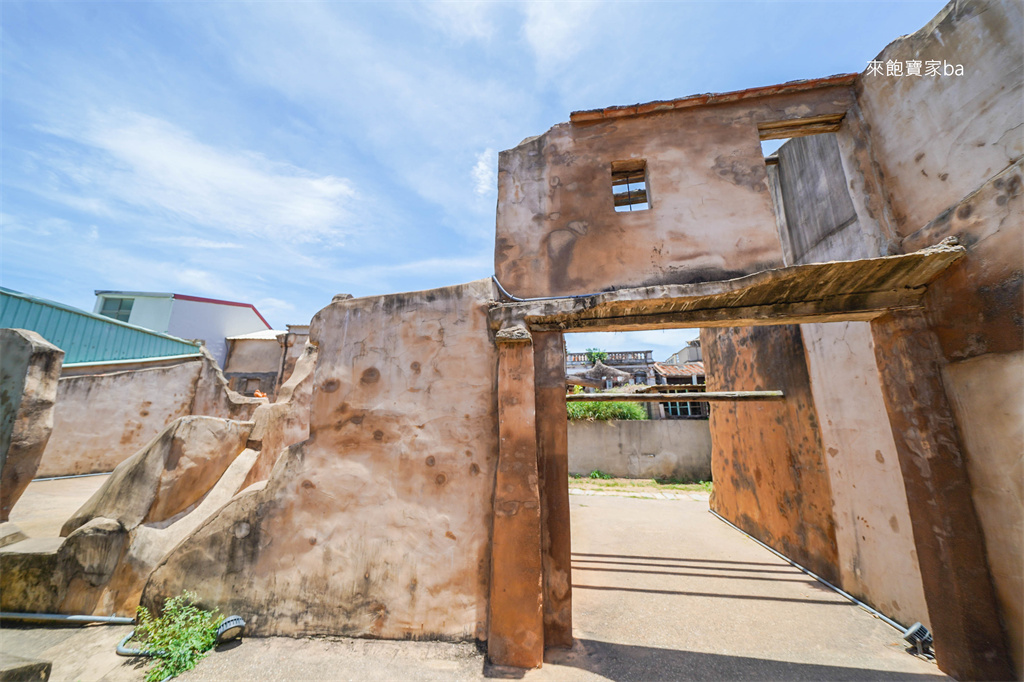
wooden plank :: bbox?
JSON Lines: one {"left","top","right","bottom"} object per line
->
{"left": 566, "top": 391, "right": 783, "bottom": 402}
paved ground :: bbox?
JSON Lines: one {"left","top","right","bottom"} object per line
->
{"left": 7, "top": 474, "right": 111, "bottom": 538}
{"left": 1, "top": 481, "right": 946, "bottom": 681}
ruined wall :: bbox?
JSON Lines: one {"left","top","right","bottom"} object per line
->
{"left": 0, "top": 329, "right": 64, "bottom": 521}
{"left": 857, "top": 1, "right": 1024, "bottom": 672}
{"left": 494, "top": 86, "right": 855, "bottom": 298}
{"left": 143, "top": 280, "right": 500, "bottom": 640}
{"left": 40, "top": 351, "right": 262, "bottom": 477}
{"left": 567, "top": 419, "right": 711, "bottom": 481}
{"left": 764, "top": 125, "right": 930, "bottom": 629}
{"left": 801, "top": 322, "right": 929, "bottom": 628}
{"left": 702, "top": 324, "right": 838, "bottom": 582}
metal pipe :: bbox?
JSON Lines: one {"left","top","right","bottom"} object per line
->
{"left": 1, "top": 612, "right": 134, "bottom": 625}
{"left": 491, "top": 275, "right": 610, "bottom": 304}
{"left": 708, "top": 509, "right": 906, "bottom": 632}
{"left": 32, "top": 472, "right": 113, "bottom": 482}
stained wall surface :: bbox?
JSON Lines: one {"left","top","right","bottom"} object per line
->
{"left": 567, "top": 419, "right": 711, "bottom": 481}
{"left": 701, "top": 324, "right": 838, "bottom": 583}
{"left": 801, "top": 321, "right": 929, "bottom": 629}
{"left": 494, "top": 86, "right": 855, "bottom": 298}
{"left": 40, "top": 352, "right": 262, "bottom": 477}
{"left": 143, "top": 280, "right": 500, "bottom": 640}
{"left": 857, "top": 1, "right": 1024, "bottom": 672}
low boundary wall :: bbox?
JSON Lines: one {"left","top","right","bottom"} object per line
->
{"left": 568, "top": 419, "right": 711, "bottom": 480}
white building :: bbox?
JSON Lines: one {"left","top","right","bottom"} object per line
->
{"left": 93, "top": 291, "right": 272, "bottom": 367}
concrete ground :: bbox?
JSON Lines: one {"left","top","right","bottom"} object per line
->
{"left": 0, "top": 480, "right": 946, "bottom": 681}
{"left": 7, "top": 474, "right": 111, "bottom": 538}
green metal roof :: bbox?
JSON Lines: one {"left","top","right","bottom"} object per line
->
{"left": 0, "top": 287, "right": 202, "bottom": 365}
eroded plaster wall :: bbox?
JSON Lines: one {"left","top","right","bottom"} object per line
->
{"left": 40, "top": 351, "right": 262, "bottom": 477}
{"left": 702, "top": 324, "right": 838, "bottom": 583}
{"left": 857, "top": 1, "right": 1024, "bottom": 671}
{"left": 494, "top": 86, "right": 856, "bottom": 298}
{"left": 801, "top": 322, "right": 929, "bottom": 628}
{"left": 143, "top": 280, "right": 500, "bottom": 640}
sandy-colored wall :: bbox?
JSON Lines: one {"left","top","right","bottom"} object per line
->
{"left": 495, "top": 87, "right": 855, "bottom": 298}
{"left": 702, "top": 324, "right": 838, "bottom": 583}
{"left": 567, "top": 419, "right": 711, "bottom": 481}
{"left": 143, "top": 280, "right": 500, "bottom": 640}
{"left": 801, "top": 321, "right": 929, "bottom": 628}
{"left": 942, "top": 350, "right": 1024, "bottom": 672}
{"left": 42, "top": 360, "right": 201, "bottom": 477}
{"left": 41, "top": 351, "right": 262, "bottom": 477}
{"left": 0, "top": 329, "right": 64, "bottom": 521}
{"left": 224, "top": 338, "right": 281, "bottom": 375}
{"left": 858, "top": 1, "right": 1023, "bottom": 673}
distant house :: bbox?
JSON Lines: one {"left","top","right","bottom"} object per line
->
{"left": 664, "top": 339, "right": 702, "bottom": 365}
{"left": 1, "top": 286, "right": 201, "bottom": 366}
{"left": 565, "top": 350, "right": 656, "bottom": 387}
{"left": 223, "top": 324, "right": 310, "bottom": 399}
{"left": 652, "top": 360, "right": 708, "bottom": 419}
{"left": 94, "top": 291, "right": 272, "bottom": 367}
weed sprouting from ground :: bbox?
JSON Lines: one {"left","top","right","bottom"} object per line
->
{"left": 588, "top": 469, "right": 613, "bottom": 479}
{"left": 133, "top": 592, "right": 223, "bottom": 681}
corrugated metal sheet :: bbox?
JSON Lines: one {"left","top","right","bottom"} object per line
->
{"left": 0, "top": 287, "right": 202, "bottom": 365}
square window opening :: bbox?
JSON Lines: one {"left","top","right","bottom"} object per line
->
{"left": 99, "top": 297, "right": 134, "bottom": 323}
{"left": 611, "top": 159, "right": 650, "bottom": 212}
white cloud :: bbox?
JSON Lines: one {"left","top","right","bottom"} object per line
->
{"left": 521, "top": 2, "right": 598, "bottom": 75}
{"left": 423, "top": 2, "right": 497, "bottom": 42}
{"left": 472, "top": 148, "right": 496, "bottom": 196}
{"left": 35, "top": 111, "right": 356, "bottom": 244}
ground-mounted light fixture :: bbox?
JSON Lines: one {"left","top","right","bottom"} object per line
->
{"left": 216, "top": 615, "right": 247, "bottom": 644}
{"left": 902, "top": 622, "right": 933, "bottom": 658}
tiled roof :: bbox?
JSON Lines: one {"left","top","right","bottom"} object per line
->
{"left": 653, "top": 362, "right": 705, "bottom": 377}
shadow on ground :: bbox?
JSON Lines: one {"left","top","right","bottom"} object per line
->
{"left": 539, "top": 639, "right": 946, "bottom": 681}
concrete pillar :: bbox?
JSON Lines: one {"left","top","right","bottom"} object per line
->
{"left": 488, "top": 325, "right": 544, "bottom": 667}
{"left": 534, "top": 331, "right": 572, "bottom": 649}
{"left": 871, "top": 310, "right": 1013, "bottom": 680}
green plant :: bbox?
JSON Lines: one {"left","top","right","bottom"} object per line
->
{"left": 585, "top": 347, "right": 608, "bottom": 364}
{"left": 588, "top": 469, "right": 613, "bottom": 479}
{"left": 133, "top": 592, "right": 223, "bottom": 682}
{"left": 567, "top": 400, "right": 648, "bottom": 421}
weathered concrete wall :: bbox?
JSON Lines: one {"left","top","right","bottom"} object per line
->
{"left": 495, "top": 85, "right": 856, "bottom": 298}
{"left": 942, "top": 349, "right": 1024, "bottom": 675}
{"left": 143, "top": 280, "right": 500, "bottom": 641}
{"left": 801, "top": 321, "right": 929, "bottom": 629}
{"left": 702, "top": 324, "right": 838, "bottom": 583}
{"left": 1, "top": 330, "right": 64, "bottom": 521}
{"left": 43, "top": 361, "right": 201, "bottom": 477}
{"left": 567, "top": 419, "right": 711, "bottom": 481}
{"left": 224, "top": 337, "right": 282, "bottom": 375}
{"left": 40, "top": 351, "right": 262, "bottom": 477}
{"left": 858, "top": 2, "right": 1023, "bottom": 674}
{"left": 0, "top": 417, "right": 254, "bottom": 616}
{"left": 239, "top": 342, "right": 318, "bottom": 489}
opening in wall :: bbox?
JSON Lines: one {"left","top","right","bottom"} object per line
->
{"left": 611, "top": 159, "right": 650, "bottom": 212}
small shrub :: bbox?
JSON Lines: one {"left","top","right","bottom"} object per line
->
{"left": 133, "top": 592, "right": 223, "bottom": 682}
{"left": 567, "top": 400, "right": 648, "bottom": 421}
{"left": 588, "top": 469, "right": 613, "bottom": 479}
{"left": 585, "top": 348, "right": 609, "bottom": 363}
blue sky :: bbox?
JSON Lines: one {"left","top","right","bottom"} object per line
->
{"left": 1, "top": 0, "right": 946, "bottom": 361}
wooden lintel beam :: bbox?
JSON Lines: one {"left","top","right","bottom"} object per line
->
{"left": 566, "top": 391, "right": 783, "bottom": 402}
{"left": 524, "top": 297, "right": 921, "bottom": 333}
